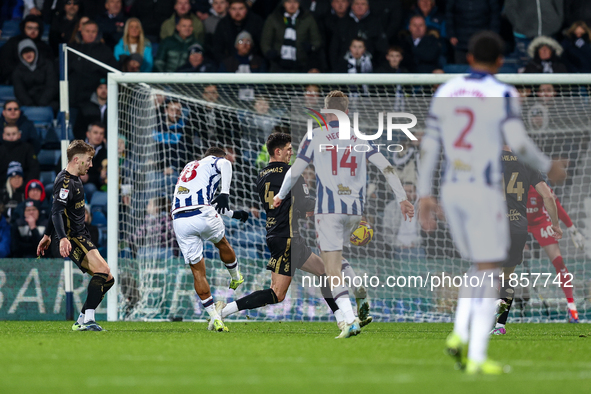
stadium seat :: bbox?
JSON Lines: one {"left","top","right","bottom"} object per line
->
{"left": 91, "top": 210, "right": 107, "bottom": 226}
{"left": 41, "top": 24, "right": 50, "bottom": 42}
{"left": 21, "top": 106, "right": 54, "bottom": 128}
{"left": 0, "top": 20, "right": 20, "bottom": 40}
{"left": 40, "top": 127, "right": 60, "bottom": 149}
{"left": 90, "top": 191, "right": 108, "bottom": 209}
{"left": 39, "top": 170, "right": 56, "bottom": 186}
{"left": 0, "top": 85, "right": 16, "bottom": 103}
{"left": 37, "top": 149, "right": 60, "bottom": 171}
{"left": 443, "top": 64, "right": 470, "bottom": 74}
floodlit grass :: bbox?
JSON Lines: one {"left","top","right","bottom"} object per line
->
{"left": 1, "top": 321, "right": 590, "bottom": 393}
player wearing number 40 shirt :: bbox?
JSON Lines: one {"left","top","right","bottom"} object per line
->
{"left": 526, "top": 185, "right": 584, "bottom": 323}
{"left": 36, "top": 140, "right": 113, "bottom": 332}
{"left": 171, "top": 146, "right": 250, "bottom": 333}
{"left": 491, "top": 146, "right": 561, "bottom": 335}
{"left": 216, "top": 133, "right": 351, "bottom": 331}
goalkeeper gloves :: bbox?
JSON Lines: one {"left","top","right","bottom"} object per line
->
{"left": 232, "top": 210, "right": 250, "bottom": 223}
{"left": 211, "top": 193, "right": 230, "bottom": 214}
{"left": 568, "top": 226, "right": 585, "bottom": 250}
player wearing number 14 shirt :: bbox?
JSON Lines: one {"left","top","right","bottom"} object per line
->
{"left": 171, "top": 147, "right": 250, "bottom": 332}
{"left": 273, "top": 91, "right": 414, "bottom": 339}
{"left": 418, "top": 32, "right": 565, "bottom": 374}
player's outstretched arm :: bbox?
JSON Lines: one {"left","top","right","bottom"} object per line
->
{"left": 555, "top": 197, "right": 585, "bottom": 249}
{"left": 502, "top": 118, "right": 566, "bottom": 182}
{"left": 417, "top": 127, "right": 442, "bottom": 231}
{"left": 367, "top": 152, "right": 414, "bottom": 221}
{"left": 221, "top": 209, "right": 250, "bottom": 223}
{"left": 534, "top": 181, "right": 562, "bottom": 240}
{"left": 273, "top": 157, "right": 308, "bottom": 208}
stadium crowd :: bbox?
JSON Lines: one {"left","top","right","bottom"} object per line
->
{"left": 1, "top": 0, "right": 590, "bottom": 259}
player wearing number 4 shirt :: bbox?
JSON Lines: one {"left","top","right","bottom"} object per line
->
{"left": 171, "top": 146, "right": 250, "bottom": 332}
{"left": 491, "top": 146, "right": 561, "bottom": 336}
{"left": 527, "top": 184, "right": 584, "bottom": 323}
{"left": 215, "top": 133, "right": 349, "bottom": 329}
{"left": 418, "top": 32, "right": 566, "bottom": 374}
{"left": 36, "top": 140, "right": 113, "bottom": 332}
{"left": 273, "top": 91, "right": 415, "bottom": 339}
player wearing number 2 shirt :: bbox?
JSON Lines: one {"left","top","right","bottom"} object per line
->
{"left": 527, "top": 184, "right": 584, "bottom": 322}
{"left": 171, "top": 147, "right": 250, "bottom": 332}
{"left": 417, "top": 32, "right": 564, "bottom": 374}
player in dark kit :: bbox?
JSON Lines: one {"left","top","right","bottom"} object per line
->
{"left": 217, "top": 133, "right": 346, "bottom": 327}
{"left": 491, "top": 146, "right": 562, "bottom": 335}
{"left": 37, "top": 140, "right": 113, "bottom": 331}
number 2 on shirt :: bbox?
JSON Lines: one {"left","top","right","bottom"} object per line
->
{"left": 453, "top": 108, "right": 474, "bottom": 150}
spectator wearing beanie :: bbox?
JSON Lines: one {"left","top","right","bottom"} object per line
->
{"left": 220, "top": 31, "right": 267, "bottom": 72}
{"left": 212, "top": 0, "right": 264, "bottom": 64}
{"left": 1, "top": 162, "right": 27, "bottom": 222}
{"left": 177, "top": 43, "right": 217, "bottom": 72}
{"left": 20, "top": 179, "right": 50, "bottom": 219}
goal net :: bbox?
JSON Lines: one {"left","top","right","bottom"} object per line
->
{"left": 107, "top": 73, "right": 591, "bottom": 323}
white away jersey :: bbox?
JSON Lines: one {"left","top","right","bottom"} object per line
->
{"left": 425, "top": 71, "right": 520, "bottom": 188}
{"left": 172, "top": 156, "right": 228, "bottom": 214}
{"left": 297, "top": 120, "right": 379, "bottom": 214}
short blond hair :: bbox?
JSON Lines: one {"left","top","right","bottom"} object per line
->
{"left": 324, "top": 90, "right": 349, "bottom": 112}
{"left": 67, "top": 140, "right": 95, "bottom": 162}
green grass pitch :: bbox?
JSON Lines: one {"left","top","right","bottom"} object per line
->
{"left": 1, "top": 321, "right": 590, "bottom": 393}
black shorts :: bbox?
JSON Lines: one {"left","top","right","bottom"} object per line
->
{"left": 501, "top": 231, "right": 529, "bottom": 268}
{"left": 266, "top": 236, "right": 312, "bottom": 277}
{"left": 52, "top": 232, "right": 97, "bottom": 274}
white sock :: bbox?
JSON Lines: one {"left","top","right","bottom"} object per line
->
{"left": 334, "top": 309, "right": 345, "bottom": 324}
{"left": 221, "top": 301, "right": 239, "bottom": 318}
{"left": 568, "top": 302, "right": 577, "bottom": 310}
{"left": 77, "top": 312, "right": 85, "bottom": 325}
{"left": 467, "top": 268, "right": 499, "bottom": 364}
{"left": 333, "top": 286, "right": 355, "bottom": 324}
{"left": 341, "top": 259, "right": 358, "bottom": 291}
{"left": 225, "top": 259, "right": 240, "bottom": 281}
{"left": 84, "top": 309, "right": 95, "bottom": 323}
{"left": 201, "top": 296, "right": 219, "bottom": 320}
{"left": 495, "top": 323, "right": 505, "bottom": 329}
{"left": 453, "top": 297, "right": 471, "bottom": 343}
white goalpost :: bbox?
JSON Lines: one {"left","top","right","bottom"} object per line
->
{"left": 106, "top": 72, "right": 591, "bottom": 322}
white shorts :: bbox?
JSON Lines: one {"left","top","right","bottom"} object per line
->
{"left": 172, "top": 206, "right": 225, "bottom": 264}
{"left": 315, "top": 214, "right": 361, "bottom": 252}
{"left": 441, "top": 183, "right": 509, "bottom": 263}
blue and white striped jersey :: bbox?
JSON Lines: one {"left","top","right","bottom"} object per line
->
{"left": 297, "top": 120, "right": 380, "bottom": 215}
{"left": 171, "top": 155, "right": 231, "bottom": 214}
